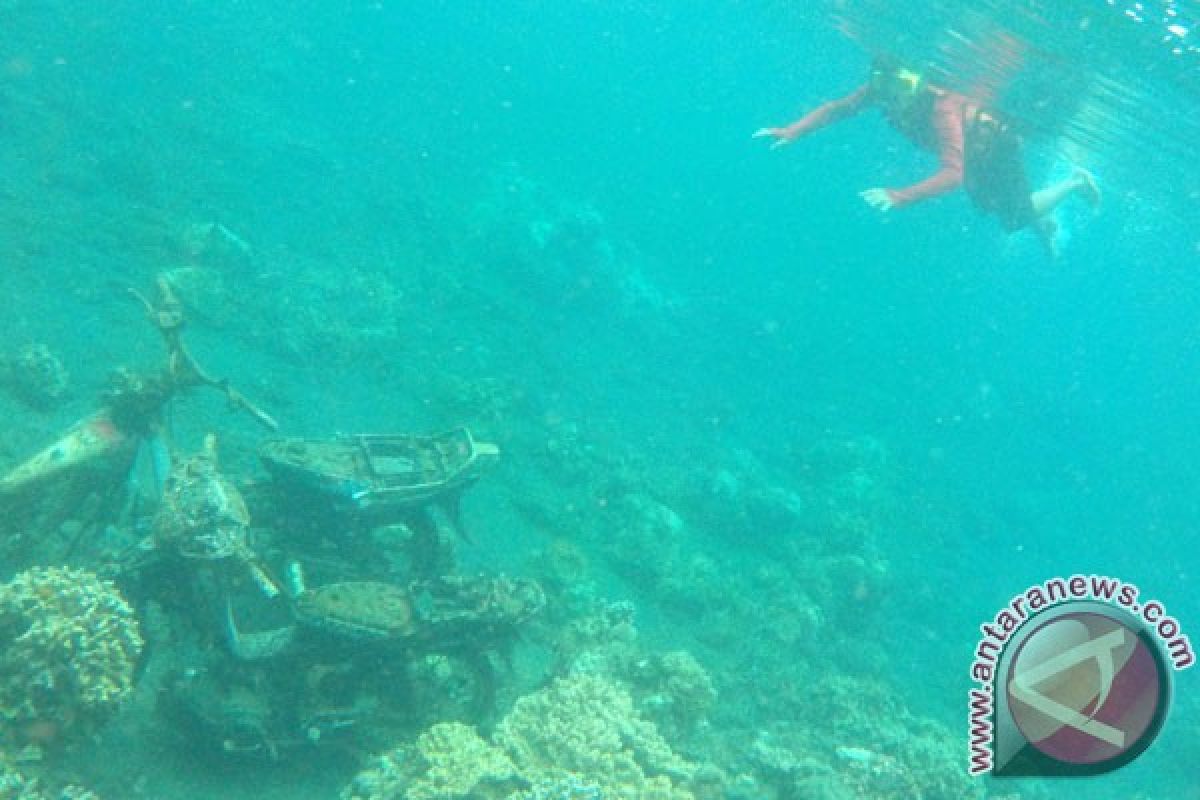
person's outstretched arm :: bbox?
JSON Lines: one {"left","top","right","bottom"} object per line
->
{"left": 861, "top": 93, "right": 966, "bottom": 211}
{"left": 754, "top": 84, "right": 873, "bottom": 148}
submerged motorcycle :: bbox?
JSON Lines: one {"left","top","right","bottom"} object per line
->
{"left": 0, "top": 274, "right": 277, "bottom": 565}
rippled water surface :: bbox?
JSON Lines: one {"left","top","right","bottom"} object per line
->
{"left": 825, "top": 0, "right": 1199, "bottom": 202}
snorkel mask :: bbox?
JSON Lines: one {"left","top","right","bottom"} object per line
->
{"left": 869, "top": 58, "right": 925, "bottom": 106}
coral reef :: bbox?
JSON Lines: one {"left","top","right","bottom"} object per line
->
{"left": 54, "top": 789, "right": 100, "bottom": 800}
{"left": 340, "top": 722, "right": 516, "bottom": 800}
{"left": 746, "top": 674, "right": 985, "bottom": 800}
{"left": 405, "top": 722, "right": 518, "bottom": 800}
{"left": 555, "top": 600, "right": 639, "bottom": 676}
{"left": 548, "top": 600, "right": 716, "bottom": 747}
{"left": 404, "top": 654, "right": 485, "bottom": 722}
{"left": 524, "top": 538, "right": 598, "bottom": 623}
{"left": 508, "top": 777, "right": 605, "bottom": 800}
{"left": 266, "top": 262, "right": 406, "bottom": 362}
{"left": 0, "top": 567, "right": 143, "bottom": 746}
{"left": 626, "top": 651, "right": 716, "bottom": 740}
{"left": 0, "top": 760, "right": 101, "bottom": 800}
{"left": 770, "top": 740, "right": 974, "bottom": 800}
{"left": 494, "top": 674, "right": 695, "bottom": 800}
{"left": 344, "top": 674, "right": 701, "bottom": 800}
{"left": 0, "top": 761, "right": 41, "bottom": 800}
{"left": 0, "top": 344, "right": 69, "bottom": 409}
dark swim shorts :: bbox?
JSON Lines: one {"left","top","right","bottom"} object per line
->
{"left": 963, "top": 118, "right": 1037, "bottom": 232}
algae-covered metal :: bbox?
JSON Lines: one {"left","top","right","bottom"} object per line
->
{"left": 157, "top": 435, "right": 279, "bottom": 597}
{"left": 289, "top": 575, "right": 544, "bottom": 648}
{"left": 258, "top": 428, "right": 499, "bottom": 514}
{"left": 294, "top": 581, "right": 417, "bottom": 641}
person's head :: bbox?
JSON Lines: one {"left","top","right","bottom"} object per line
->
{"left": 868, "top": 56, "right": 926, "bottom": 111}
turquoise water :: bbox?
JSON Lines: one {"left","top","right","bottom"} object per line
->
{"left": 0, "top": 2, "right": 1197, "bottom": 799}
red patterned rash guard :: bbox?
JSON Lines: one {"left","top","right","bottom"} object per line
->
{"left": 778, "top": 83, "right": 969, "bottom": 208}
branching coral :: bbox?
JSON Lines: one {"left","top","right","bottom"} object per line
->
{"left": 343, "top": 675, "right": 698, "bottom": 800}
{"left": 405, "top": 722, "right": 517, "bottom": 800}
{"left": 494, "top": 674, "right": 695, "bottom": 800}
{"left": 508, "top": 776, "right": 605, "bottom": 800}
{"left": 341, "top": 722, "right": 517, "bottom": 800}
{"left": 0, "top": 567, "right": 142, "bottom": 743}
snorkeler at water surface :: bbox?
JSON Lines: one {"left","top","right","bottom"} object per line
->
{"left": 754, "top": 57, "right": 1101, "bottom": 255}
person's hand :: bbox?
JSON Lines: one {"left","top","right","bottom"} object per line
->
{"left": 859, "top": 188, "right": 895, "bottom": 212}
{"left": 752, "top": 127, "right": 796, "bottom": 150}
